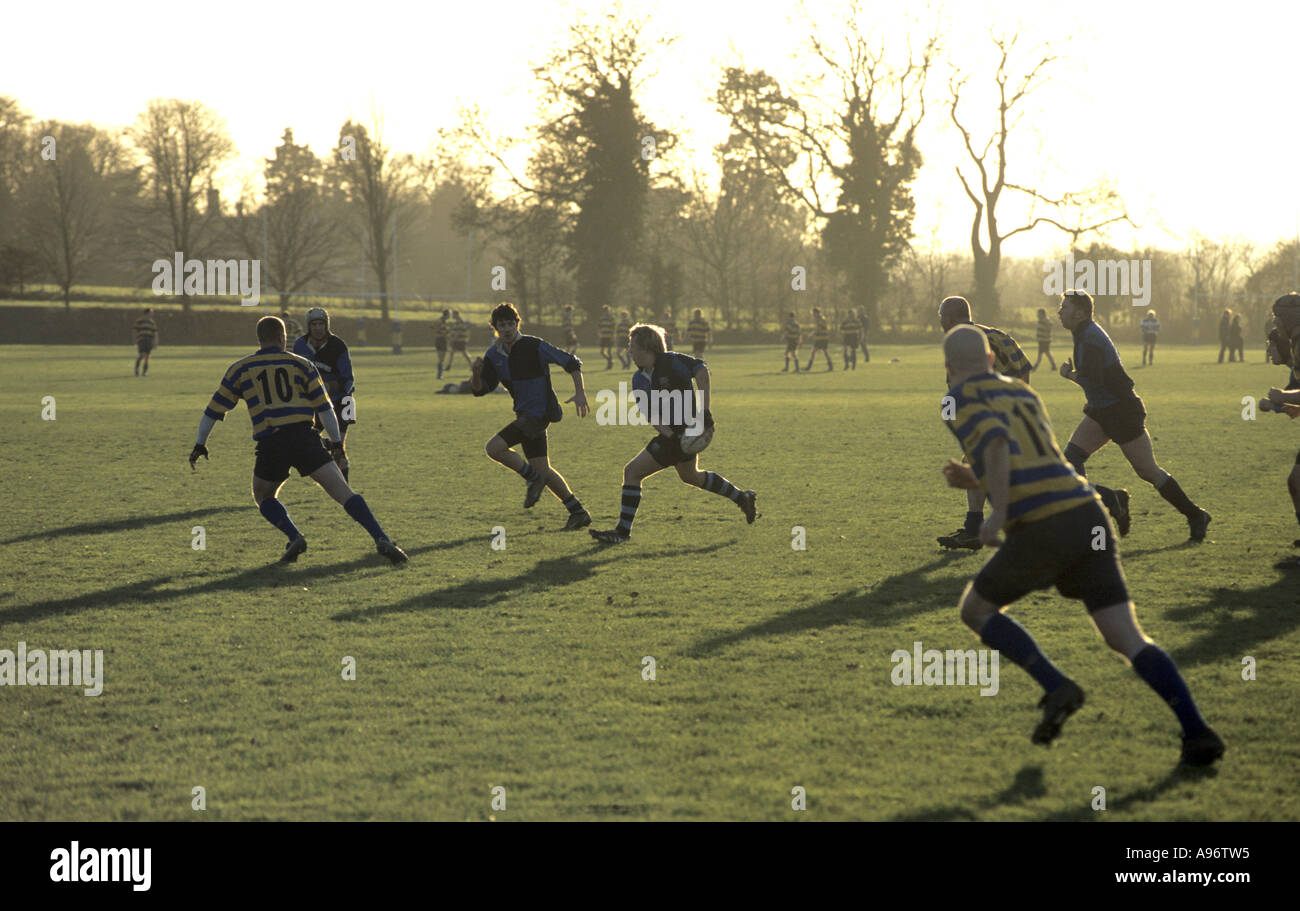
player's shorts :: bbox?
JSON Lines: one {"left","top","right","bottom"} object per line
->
{"left": 498, "top": 414, "right": 550, "bottom": 459}
{"left": 435, "top": 338, "right": 447, "bottom": 352}
{"left": 1083, "top": 394, "right": 1147, "bottom": 446}
{"left": 973, "top": 499, "right": 1129, "bottom": 613}
{"left": 254, "top": 422, "right": 333, "bottom": 484}
{"left": 565, "top": 331, "right": 578, "bottom": 347}
{"left": 813, "top": 340, "right": 829, "bottom": 350}
{"left": 842, "top": 334, "right": 859, "bottom": 347}
{"left": 645, "top": 432, "right": 692, "bottom": 467}
{"left": 451, "top": 341, "right": 467, "bottom": 352}
{"left": 1142, "top": 333, "right": 1157, "bottom": 345}
{"left": 599, "top": 335, "right": 614, "bottom": 348}
{"left": 1294, "top": 448, "right": 1300, "bottom": 466}
{"left": 785, "top": 340, "right": 799, "bottom": 353}
{"left": 1037, "top": 341, "right": 1051, "bottom": 353}
{"left": 692, "top": 342, "right": 706, "bottom": 356}
{"left": 137, "top": 339, "right": 153, "bottom": 354}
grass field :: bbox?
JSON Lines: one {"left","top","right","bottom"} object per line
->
{"left": 2, "top": 342, "right": 1298, "bottom": 821}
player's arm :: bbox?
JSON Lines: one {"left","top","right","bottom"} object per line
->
{"left": 190, "top": 373, "right": 241, "bottom": 468}
{"left": 692, "top": 363, "right": 713, "bottom": 425}
{"left": 1266, "top": 386, "right": 1300, "bottom": 406}
{"left": 978, "top": 437, "right": 1011, "bottom": 546}
{"left": 471, "top": 356, "right": 498, "bottom": 395}
{"left": 540, "top": 339, "right": 589, "bottom": 416}
{"left": 336, "top": 349, "right": 355, "bottom": 397}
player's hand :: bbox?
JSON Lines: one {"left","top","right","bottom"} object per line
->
{"left": 1267, "top": 387, "right": 1287, "bottom": 404}
{"left": 979, "top": 510, "right": 1006, "bottom": 547}
{"left": 189, "top": 444, "right": 208, "bottom": 470}
{"left": 567, "top": 391, "right": 589, "bottom": 418}
{"left": 942, "top": 459, "right": 979, "bottom": 490}
{"left": 1260, "top": 397, "right": 1275, "bottom": 413}
{"left": 472, "top": 357, "right": 484, "bottom": 374}
{"left": 1059, "top": 359, "right": 1074, "bottom": 380}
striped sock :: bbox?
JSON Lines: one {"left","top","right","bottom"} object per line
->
{"left": 616, "top": 486, "right": 642, "bottom": 535}
{"left": 703, "top": 471, "right": 742, "bottom": 502}
{"left": 258, "top": 498, "right": 301, "bottom": 542}
{"left": 562, "top": 494, "right": 585, "bottom": 515}
{"left": 517, "top": 463, "right": 540, "bottom": 483}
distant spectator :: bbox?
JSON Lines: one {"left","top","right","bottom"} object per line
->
{"left": 1218, "top": 309, "right": 1233, "bottom": 363}
{"left": 1230, "top": 313, "right": 1245, "bottom": 362}
{"left": 1140, "top": 309, "right": 1160, "bottom": 366}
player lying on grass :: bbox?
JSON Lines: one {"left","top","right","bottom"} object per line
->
{"left": 1261, "top": 291, "right": 1300, "bottom": 569}
{"left": 935, "top": 296, "right": 1032, "bottom": 551}
{"left": 188, "top": 316, "right": 408, "bottom": 565}
{"left": 292, "top": 307, "right": 356, "bottom": 481}
{"left": 590, "top": 324, "right": 756, "bottom": 544}
{"left": 1056, "top": 289, "right": 1211, "bottom": 542}
{"left": 939, "top": 325, "right": 1224, "bottom": 766}
{"left": 472, "top": 302, "right": 593, "bottom": 530}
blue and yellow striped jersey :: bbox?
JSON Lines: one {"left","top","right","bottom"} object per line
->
{"left": 204, "top": 346, "right": 332, "bottom": 441}
{"left": 688, "top": 317, "right": 709, "bottom": 343}
{"left": 599, "top": 312, "right": 616, "bottom": 336}
{"left": 134, "top": 317, "right": 157, "bottom": 341}
{"left": 975, "top": 323, "right": 1032, "bottom": 380}
{"left": 944, "top": 373, "right": 1099, "bottom": 530}
{"left": 840, "top": 316, "right": 861, "bottom": 335}
{"left": 783, "top": 318, "right": 800, "bottom": 342}
{"left": 1036, "top": 319, "right": 1052, "bottom": 345}
{"left": 813, "top": 318, "right": 829, "bottom": 343}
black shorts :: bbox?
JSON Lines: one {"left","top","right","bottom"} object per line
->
{"left": 813, "top": 340, "right": 828, "bottom": 350}
{"left": 1084, "top": 395, "right": 1147, "bottom": 446}
{"left": 843, "top": 334, "right": 859, "bottom": 347}
{"left": 693, "top": 342, "right": 706, "bottom": 356}
{"left": 451, "top": 341, "right": 467, "bottom": 352}
{"left": 785, "top": 340, "right": 799, "bottom": 353}
{"left": 1142, "top": 333, "right": 1157, "bottom": 346}
{"left": 600, "top": 335, "right": 614, "bottom": 348}
{"left": 435, "top": 339, "right": 447, "bottom": 352}
{"left": 137, "top": 339, "right": 153, "bottom": 354}
{"left": 565, "top": 331, "right": 578, "bottom": 346}
{"left": 973, "top": 500, "right": 1129, "bottom": 613}
{"left": 254, "top": 423, "right": 333, "bottom": 484}
{"left": 498, "top": 414, "right": 550, "bottom": 459}
{"left": 645, "top": 432, "right": 692, "bottom": 468}
{"left": 1037, "top": 342, "right": 1051, "bottom": 353}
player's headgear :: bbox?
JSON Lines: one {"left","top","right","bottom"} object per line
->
{"left": 306, "top": 307, "right": 330, "bottom": 331}
{"left": 1273, "top": 293, "right": 1300, "bottom": 334}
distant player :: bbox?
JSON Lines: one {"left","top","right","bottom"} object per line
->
{"left": 616, "top": 310, "right": 634, "bottom": 368}
{"left": 433, "top": 309, "right": 450, "bottom": 379}
{"left": 292, "top": 307, "right": 356, "bottom": 481}
{"left": 562, "top": 305, "right": 579, "bottom": 355}
{"left": 188, "top": 316, "right": 407, "bottom": 565}
{"left": 471, "top": 303, "right": 592, "bottom": 529}
{"left": 663, "top": 311, "right": 678, "bottom": 351}
{"left": 281, "top": 310, "right": 303, "bottom": 340}
{"left": 1032, "top": 307, "right": 1056, "bottom": 371}
{"left": 134, "top": 307, "right": 157, "bottom": 376}
{"left": 1217, "top": 309, "right": 1233, "bottom": 363}
{"left": 782, "top": 311, "right": 801, "bottom": 372}
{"left": 840, "top": 308, "right": 862, "bottom": 370}
{"left": 1140, "top": 309, "right": 1160, "bottom": 366}
{"left": 939, "top": 324, "right": 1223, "bottom": 766}
{"left": 590, "top": 323, "right": 756, "bottom": 543}
{"left": 805, "top": 307, "right": 833, "bottom": 371}
{"left": 598, "top": 305, "right": 617, "bottom": 369}
{"left": 1057, "top": 289, "right": 1211, "bottom": 541}
{"left": 1230, "top": 313, "right": 1245, "bottom": 363}
{"left": 449, "top": 310, "right": 472, "bottom": 370}
{"left": 1262, "top": 292, "right": 1300, "bottom": 568}
{"left": 858, "top": 310, "right": 871, "bottom": 363}
{"left": 935, "top": 296, "right": 1032, "bottom": 551}
{"left": 688, "top": 309, "right": 711, "bottom": 357}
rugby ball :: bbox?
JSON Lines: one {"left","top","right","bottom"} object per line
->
{"left": 679, "top": 425, "right": 714, "bottom": 455}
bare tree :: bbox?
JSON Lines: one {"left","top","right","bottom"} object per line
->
{"left": 950, "top": 33, "right": 1131, "bottom": 319}
{"left": 129, "top": 99, "right": 234, "bottom": 309}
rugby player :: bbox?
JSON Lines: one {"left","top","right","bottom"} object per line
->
{"left": 940, "top": 324, "right": 1223, "bottom": 765}
{"left": 782, "top": 311, "right": 801, "bottom": 373}
{"left": 292, "top": 307, "right": 356, "bottom": 481}
{"left": 1262, "top": 292, "right": 1300, "bottom": 568}
{"left": 805, "top": 307, "right": 833, "bottom": 371}
{"left": 134, "top": 307, "right": 157, "bottom": 376}
{"left": 1057, "top": 290, "right": 1211, "bottom": 541}
{"left": 858, "top": 310, "right": 871, "bottom": 362}
{"left": 434, "top": 309, "right": 450, "bottom": 379}
{"left": 598, "top": 305, "right": 617, "bottom": 369}
{"left": 1140, "top": 309, "right": 1160, "bottom": 366}
{"left": 936, "top": 296, "right": 1033, "bottom": 551}
{"left": 449, "top": 310, "right": 473, "bottom": 370}
{"left": 562, "top": 305, "right": 579, "bottom": 355}
{"left": 840, "top": 309, "right": 862, "bottom": 370}
{"left": 616, "top": 310, "right": 634, "bottom": 368}
{"left": 590, "top": 324, "right": 756, "bottom": 543}
{"left": 471, "top": 303, "right": 592, "bottom": 529}
{"left": 1032, "top": 307, "right": 1056, "bottom": 372}
{"left": 188, "top": 316, "right": 407, "bottom": 565}
{"left": 688, "top": 309, "right": 711, "bottom": 357}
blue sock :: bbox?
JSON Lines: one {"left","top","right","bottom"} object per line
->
{"left": 963, "top": 510, "right": 982, "bottom": 534}
{"left": 616, "top": 486, "right": 642, "bottom": 535}
{"left": 344, "top": 494, "right": 387, "bottom": 542}
{"left": 979, "top": 613, "right": 1067, "bottom": 692}
{"left": 258, "top": 498, "right": 301, "bottom": 542}
{"left": 1131, "top": 645, "right": 1208, "bottom": 739}
{"left": 1294, "top": 510, "right": 1300, "bottom": 529}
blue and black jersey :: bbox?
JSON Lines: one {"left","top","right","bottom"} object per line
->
{"left": 292, "top": 333, "right": 354, "bottom": 399}
{"left": 1070, "top": 320, "right": 1136, "bottom": 409}
{"left": 475, "top": 335, "right": 581, "bottom": 421}
{"left": 631, "top": 351, "right": 705, "bottom": 431}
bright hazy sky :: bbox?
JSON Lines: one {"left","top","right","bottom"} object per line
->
{"left": 5, "top": 0, "right": 1298, "bottom": 258}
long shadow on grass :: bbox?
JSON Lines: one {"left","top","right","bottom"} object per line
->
{"left": 2, "top": 505, "right": 246, "bottom": 545}
{"left": 889, "top": 762, "right": 1211, "bottom": 821}
{"left": 0, "top": 537, "right": 482, "bottom": 626}
{"left": 331, "top": 539, "right": 738, "bottom": 621}
{"left": 1163, "top": 572, "right": 1300, "bottom": 669}
{"left": 686, "top": 553, "right": 968, "bottom": 656}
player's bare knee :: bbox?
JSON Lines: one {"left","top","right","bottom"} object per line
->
{"left": 958, "top": 586, "right": 997, "bottom": 632}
